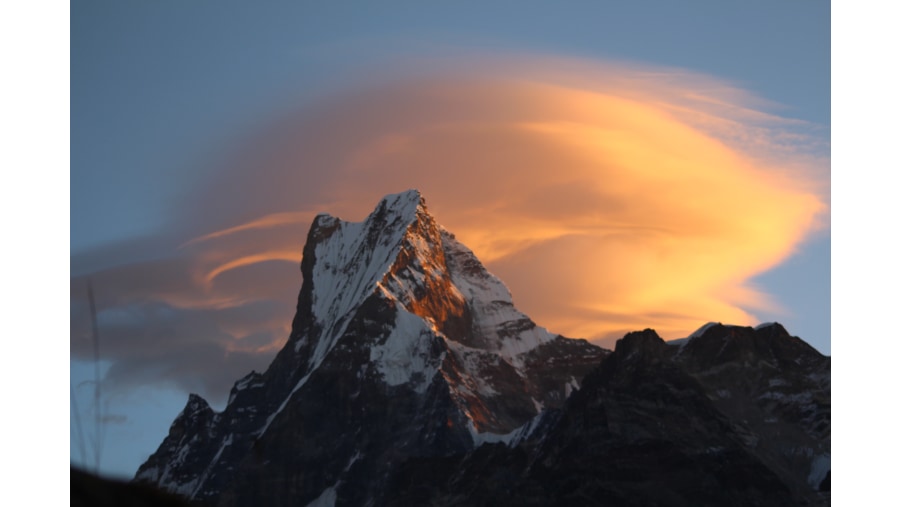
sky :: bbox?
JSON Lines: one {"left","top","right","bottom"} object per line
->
{"left": 68, "top": 1, "right": 831, "bottom": 480}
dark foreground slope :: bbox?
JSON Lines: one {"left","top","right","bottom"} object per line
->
{"left": 72, "top": 467, "right": 192, "bottom": 507}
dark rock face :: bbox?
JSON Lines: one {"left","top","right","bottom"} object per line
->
{"left": 675, "top": 323, "right": 831, "bottom": 503}
{"left": 134, "top": 191, "right": 829, "bottom": 506}
{"left": 384, "top": 325, "right": 830, "bottom": 507}
{"left": 134, "top": 190, "right": 609, "bottom": 506}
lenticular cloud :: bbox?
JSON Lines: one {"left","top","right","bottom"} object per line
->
{"left": 71, "top": 56, "right": 828, "bottom": 397}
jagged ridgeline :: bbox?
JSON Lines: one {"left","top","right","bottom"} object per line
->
{"left": 134, "top": 190, "right": 608, "bottom": 504}
{"left": 134, "top": 190, "right": 829, "bottom": 507}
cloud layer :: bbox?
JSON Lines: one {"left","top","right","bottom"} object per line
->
{"left": 71, "top": 57, "right": 828, "bottom": 403}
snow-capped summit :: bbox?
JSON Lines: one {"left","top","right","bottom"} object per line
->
{"left": 135, "top": 190, "right": 608, "bottom": 505}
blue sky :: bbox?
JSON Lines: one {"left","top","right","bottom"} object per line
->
{"left": 70, "top": 1, "right": 830, "bottom": 479}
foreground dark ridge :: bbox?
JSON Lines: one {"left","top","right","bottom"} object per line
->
{"left": 133, "top": 190, "right": 830, "bottom": 507}
{"left": 72, "top": 466, "right": 192, "bottom": 507}
{"left": 385, "top": 323, "right": 830, "bottom": 506}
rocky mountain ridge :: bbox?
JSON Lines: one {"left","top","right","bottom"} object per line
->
{"left": 134, "top": 190, "right": 830, "bottom": 506}
{"left": 135, "top": 190, "right": 608, "bottom": 505}
{"left": 383, "top": 323, "right": 830, "bottom": 506}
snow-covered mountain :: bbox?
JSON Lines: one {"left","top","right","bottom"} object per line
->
{"left": 134, "top": 190, "right": 830, "bottom": 506}
{"left": 134, "top": 190, "right": 608, "bottom": 505}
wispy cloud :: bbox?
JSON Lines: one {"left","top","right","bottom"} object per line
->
{"left": 71, "top": 56, "right": 828, "bottom": 401}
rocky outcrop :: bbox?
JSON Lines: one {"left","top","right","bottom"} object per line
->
{"left": 383, "top": 324, "right": 830, "bottom": 506}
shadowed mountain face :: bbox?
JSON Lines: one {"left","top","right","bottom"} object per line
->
{"left": 384, "top": 325, "right": 830, "bottom": 506}
{"left": 134, "top": 190, "right": 829, "bottom": 507}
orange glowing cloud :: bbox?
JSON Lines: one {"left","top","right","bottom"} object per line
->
{"left": 184, "top": 211, "right": 313, "bottom": 247}
{"left": 156, "top": 57, "right": 829, "bottom": 348}
{"left": 203, "top": 250, "right": 304, "bottom": 285}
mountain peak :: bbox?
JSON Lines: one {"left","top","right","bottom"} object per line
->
{"left": 297, "top": 190, "right": 437, "bottom": 368}
{"left": 678, "top": 321, "right": 825, "bottom": 369}
{"left": 615, "top": 328, "right": 667, "bottom": 362}
{"left": 135, "top": 190, "right": 610, "bottom": 503}
{"left": 183, "top": 393, "right": 211, "bottom": 417}
{"left": 377, "top": 188, "right": 425, "bottom": 213}
{"left": 314, "top": 188, "right": 425, "bottom": 224}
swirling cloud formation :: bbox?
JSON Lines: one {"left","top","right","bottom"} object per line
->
{"left": 71, "top": 57, "right": 828, "bottom": 402}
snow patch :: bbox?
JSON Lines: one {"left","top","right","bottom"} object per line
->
{"left": 170, "top": 477, "right": 199, "bottom": 498}
{"left": 468, "top": 410, "right": 553, "bottom": 449}
{"left": 227, "top": 373, "right": 265, "bottom": 405}
{"left": 808, "top": 453, "right": 830, "bottom": 488}
{"left": 343, "top": 451, "right": 362, "bottom": 472}
{"left": 257, "top": 371, "right": 313, "bottom": 437}
{"left": 234, "top": 373, "right": 263, "bottom": 392}
{"left": 185, "top": 434, "right": 234, "bottom": 499}
{"left": 369, "top": 307, "right": 443, "bottom": 393}
{"left": 307, "top": 190, "right": 423, "bottom": 368}
{"left": 304, "top": 452, "right": 363, "bottom": 507}
{"left": 306, "top": 483, "right": 338, "bottom": 507}
{"left": 443, "top": 339, "right": 511, "bottom": 398}
{"left": 759, "top": 391, "right": 813, "bottom": 404}
{"left": 442, "top": 231, "right": 555, "bottom": 361}
{"left": 508, "top": 411, "right": 550, "bottom": 447}
{"left": 688, "top": 322, "right": 720, "bottom": 339}
{"left": 467, "top": 419, "right": 519, "bottom": 447}
{"left": 135, "top": 466, "right": 160, "bottom": 483}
